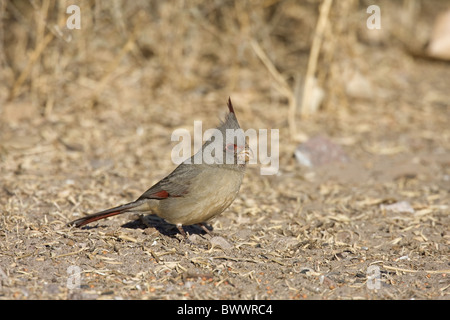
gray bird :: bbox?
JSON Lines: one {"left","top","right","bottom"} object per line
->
{"left": 68, "top": 98, "right": 251, "bottom": 236}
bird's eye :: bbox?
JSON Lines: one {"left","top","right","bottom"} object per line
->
{"left": 226, "top": 143, "right": 237, "bottom": 152}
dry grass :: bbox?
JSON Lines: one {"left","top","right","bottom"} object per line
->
{"left": 1, "top": 0, "right": 449, "bottom": 300}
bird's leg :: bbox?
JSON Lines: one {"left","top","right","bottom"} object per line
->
{"left": 176, "top": 223, "right": 187, "bottom": 238}
{"left": 197, "top": 223, "right": 212, "bottom": 236}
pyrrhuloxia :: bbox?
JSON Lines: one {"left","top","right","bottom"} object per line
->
{"left": 68, "top": 98, "right": 251, "bottom": 237}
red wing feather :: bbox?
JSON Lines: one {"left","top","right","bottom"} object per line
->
{"left": 150, "top": 190, "right": 170, "bottom": 199}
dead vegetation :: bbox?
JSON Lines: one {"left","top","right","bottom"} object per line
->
{"left": 0, "top": 0, "right": 449, "bottom": 299}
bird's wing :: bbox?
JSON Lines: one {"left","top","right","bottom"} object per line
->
{"left": 137, "top": 163, "right": 199, "bottom": 200}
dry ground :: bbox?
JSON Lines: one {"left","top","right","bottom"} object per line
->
{"left": 0, "top": 1, "right": 449, "bottom": 300}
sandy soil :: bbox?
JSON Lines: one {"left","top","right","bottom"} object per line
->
{"left": 0, "top": 1, "right": 449, "bottom": 300}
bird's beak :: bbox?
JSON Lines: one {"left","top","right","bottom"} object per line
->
{"left": 238, "top": 146, "right": 253, "bottom": 163}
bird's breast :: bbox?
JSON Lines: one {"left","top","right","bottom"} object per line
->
{"left": 156, "top": 167, "right": 244, "bottom": 225}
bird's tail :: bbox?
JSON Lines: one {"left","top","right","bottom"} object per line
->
{"left": 68, "top": 200, "right": 149, "bottom": 227}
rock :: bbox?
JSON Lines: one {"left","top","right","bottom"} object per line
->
{"left": 294, "top": 135, "right": 349, "bottom": 167}
{"left": 427, "top": 9, "right": 450, "bottom": 60}
{"left": 344, "top": 70, "right": 374, "bottom": 100}
{"left": 209, "top": 236, "right": 233, "bottom": 250}
{"left": 380, "top": 201, "right": 415, "bottom": 214}
{"left": 187, "top": 233, "right": 202, "bottom": 244}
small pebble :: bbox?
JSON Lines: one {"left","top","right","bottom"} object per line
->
{"left": 210, "top": 236, "right": 232, "bottom": 250}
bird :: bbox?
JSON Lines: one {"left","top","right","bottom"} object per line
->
{"left": 68, "top": 98, "right": 251, "bottom": 237}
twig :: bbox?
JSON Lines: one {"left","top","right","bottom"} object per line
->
{"left": 301, "top": 0, "right": 333, "bottom": 116}
{"left": 52, "top": 248, "right": 87, "bottom": 259}
{"left": 213, "top": 255, "right": 259, "bottom": 263}
{"left": 382, "top": 265, "right": 450, "bottom": 274}
{"left": 8, "top": 32, "right": 53, "bottom": 101}
{"left": 250, "top": 39, "right": 296, "bottom": 138}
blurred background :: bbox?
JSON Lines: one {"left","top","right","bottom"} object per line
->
{"left": 0, "top": 0, "right": 449, "bottom": 300}
{"left": 1, "top": 0, "right": 449, "bottom": 135}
